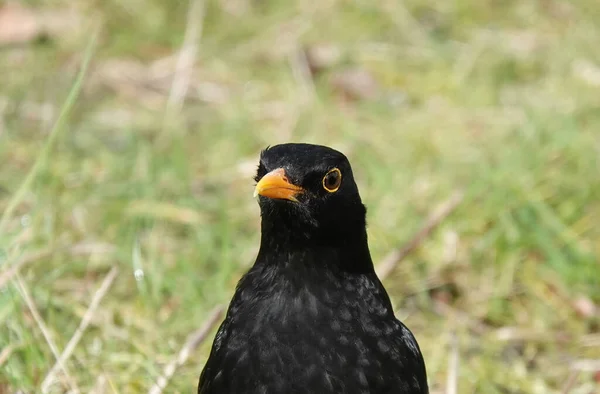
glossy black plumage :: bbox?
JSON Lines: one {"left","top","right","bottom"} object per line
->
{"left": 198, "top": 143, "right": 428, "bottom": 394}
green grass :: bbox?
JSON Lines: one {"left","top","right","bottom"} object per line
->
{"left": 1, "top": 0, "right": 599, "bottom": 392}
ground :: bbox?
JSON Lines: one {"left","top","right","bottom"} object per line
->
{"left": 0, "top": 0, "right": 599, "bottom": 393}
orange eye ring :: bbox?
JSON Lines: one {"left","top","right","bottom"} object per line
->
{"left": 322, "top": 168, "right": 342, "bottom": 193}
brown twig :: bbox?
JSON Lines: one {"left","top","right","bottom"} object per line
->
{"left": 41, "top": 266, "right": 119, "bottom": 393}
{"left": 376, "top": 190, "right": 464, "bottom": 280}
{"left": 148, "top": 305, "right": 225, "bottom": 394}
{"left": 15, "top": 274, "right": 79, "bottom": 393}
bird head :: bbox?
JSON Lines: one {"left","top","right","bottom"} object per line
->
{"left": 254, "top": 143, "right": 367, "bottom": 246}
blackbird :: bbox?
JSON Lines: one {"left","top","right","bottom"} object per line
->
{"left": 198, "top": 143, "right": 428, "bottom": 394}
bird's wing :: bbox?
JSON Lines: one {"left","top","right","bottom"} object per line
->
{"left": 197, "top": 312, "right": 231, "bottom": 394}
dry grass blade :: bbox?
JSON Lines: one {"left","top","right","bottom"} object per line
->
{"left": 376, "top": 190, "right": 464, "bottom": 280}
{"left": 158, "top": 0, "right": 205, "bottom": 144}
{"left": 41, "top": 266, "right": 119, "bottom": 393}
{"left": 166, "top": 0, "right": 204, "bottom": 114}
{"left": 90, "top": 374, "right": 107, "bottom": 394}
{"left": 148, "top": 305, "right": 225, "bottom": 394}
{"left": 0, "top": 246, "right": 55, "bottom": 290}
{"left": 15, "top": 274, "right": 79, "bottom": 393}
{"left": 446, "top": 333, "right": 459, "bottom": 394}
{"left": 127, "top": 200, "right": 203, "bottom": 225}
{"left": 289, "top": 48, "right": 317, "bottom": 104}
{"left": 0, "top": 241, "right": 115, "bottom": 290}
{"left": 0, "top": 344, "right": 18, "bottom": 368}
{"left": 570, "top": 359, "right": 600, "bottom": 371}
{"left": 434, "top": 301, "right": 487, "bottom": 335}
{"left": 560, "top": 370, "right": 580, "bottom": 394}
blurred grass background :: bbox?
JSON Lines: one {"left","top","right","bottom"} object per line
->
{"left": 1, "top": 0, "right": 599, "bottom": 393}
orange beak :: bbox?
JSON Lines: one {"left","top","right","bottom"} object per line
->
{"left": 254, "top": 168, "right": 304, "bottom": 202}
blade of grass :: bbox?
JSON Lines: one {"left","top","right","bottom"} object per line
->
{"left": 41, "top": 266, "right": 119, "bottom": 393}
{"left": 0, "top": 29, "right": 99, "bottom": 235}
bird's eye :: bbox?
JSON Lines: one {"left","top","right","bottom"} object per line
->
{"left": 322, "top": 168, "right": 342, "bottom": 193}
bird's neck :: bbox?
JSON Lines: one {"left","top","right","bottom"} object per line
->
{"left": 257, "top": 220, "right": 375, "bottom": 274}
